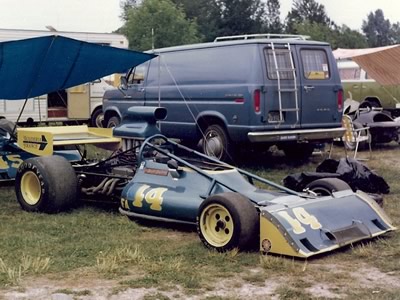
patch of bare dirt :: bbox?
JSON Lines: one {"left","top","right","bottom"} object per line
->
{"left": 1, "top": 263, "right": 400, "bottom": 299}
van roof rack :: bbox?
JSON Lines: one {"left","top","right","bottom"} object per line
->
{"left": 214, "top": 33, "right": 310, "bottom": 42}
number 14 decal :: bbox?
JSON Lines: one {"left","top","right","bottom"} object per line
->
{"left": 132, "top": 185, "right": 168, "bottom": 211}
{"left": 278, "top": 207, "right": 322, "bottom": 235}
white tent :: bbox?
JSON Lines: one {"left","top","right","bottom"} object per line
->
{"left": 333, "top": 45, "right": 400, "bottom": 86}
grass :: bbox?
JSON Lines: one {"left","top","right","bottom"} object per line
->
{"left": 0, "top": 143, "right": 400, "bottom": 298}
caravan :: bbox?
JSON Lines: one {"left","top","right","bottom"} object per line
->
{"left": 0, "top": 29, "right": 128, "bottom": 126}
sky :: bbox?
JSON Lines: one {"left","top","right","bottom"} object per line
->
{"left": 0, "top": 0, "right": 399, "bottom": 33}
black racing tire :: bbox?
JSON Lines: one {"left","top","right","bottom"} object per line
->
{"left": 197, "top": 192, "right": 258, "bottom": 252}
{"left": 107, "top": 116, "right": 121, "bottom": 128}
{"left": 282, "top": 143, "right": 314, "bottom": 161}
{"left": 90, "top": 107, "right": 104, "bottom": 128}
{"left": 306, "top": 178, "right": 351, "bottom": 196}
{"left": 202, "top": 124, "right": 233, "bottom": 162}
{"left": 15, "top": 156, "right": 78, "bottom": 213}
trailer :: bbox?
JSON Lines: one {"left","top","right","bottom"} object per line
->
{"left": 0, "top": 28, "right": 129, "bottom": 127}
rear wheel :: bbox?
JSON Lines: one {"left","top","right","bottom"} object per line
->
{"left": 202, "top": 124, "right": 233, "bottom": 162}
{"left": 15, "top": 156, "right": 78, "bottom": 213}
{"left": 197, "top": 192, "right": 258, "bottom": 252}
{"left": 306, "top": 178, "right": 351, "bottom": 196}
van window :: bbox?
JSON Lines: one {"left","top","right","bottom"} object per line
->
{"left": 339, "top": 67, "right": 361, "bottom": 80}
{"left": 127, "top": 62, "right": 149, "bottom": 84}
{"left": 147, "top": 47, "right": 252, "bottom": 86}
{"left": 264, "top": 49, "right": 294, "bottom": 80}
{"left": 301, "top": 50, "right": 330, "bottom": 80}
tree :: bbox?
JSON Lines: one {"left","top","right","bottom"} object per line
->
{"left": 286, "top": 0, "right": 333, "bottom": 33}
{"left": 170, "top": 0, "right": 270, "bottom": 41}
{"left": 170, "top": 0, "right": 220, "bottom": 41}
{"left": 120, "top": 0, "right": 201, "bottom": 51}
{"left": 264, "top": 0, "right": 283, "bottom": 33}
{"left": 362, "top": 9, "right": 392, "bottom": 47}
{"left": 293, "top": 21, "right": 336, "bottom": 46}
{"left": 120, "top": 0, "right": 140, "bottom": 21}
{"left": 335, "top": 25, "right": 368, "bottom": 49}
{"left": 214, "top": 0, "right": 267, "bottom": 37}
{"left": 391, "top": 22, "right": 400, "bottom": 44}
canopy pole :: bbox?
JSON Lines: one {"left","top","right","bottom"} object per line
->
{"left": 11, "top": 97, "right": 29, "bottom": 136}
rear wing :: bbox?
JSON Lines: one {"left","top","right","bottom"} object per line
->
{"left": 17, "top": 126, "right": 121, "bottom": 156}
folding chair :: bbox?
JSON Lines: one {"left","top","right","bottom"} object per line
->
{"left": 329, "top": 115, "right": 372, "bottom": 160}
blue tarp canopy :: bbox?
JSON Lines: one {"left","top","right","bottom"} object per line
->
{"left": 0, "top": 35, "right": 156, "bottom": 99}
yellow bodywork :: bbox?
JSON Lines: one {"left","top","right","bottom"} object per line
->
{"left": 17, "top": 126, "right": 121, "bottom": 156}
{"left": 259, "top": 191, "right": 396, "bottom": 258}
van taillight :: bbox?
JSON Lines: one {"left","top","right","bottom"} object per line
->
{"left": 337, "top": 90, "right": 343, "bottom": 111}
{"left": 254, "top": 89, "right": 261, "bottom": 113}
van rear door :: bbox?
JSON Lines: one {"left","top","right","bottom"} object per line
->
{"left": 263, "top": 45, "right": 301, "bottom": 128}
{"left": 296, "top": 46, "right": 342, "bottom": 128}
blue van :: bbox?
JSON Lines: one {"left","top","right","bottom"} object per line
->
{"left": 103, "top": 34, "right": 344, "bottom": 161}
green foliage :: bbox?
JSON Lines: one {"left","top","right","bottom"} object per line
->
{"left": 362, "top": 9, "right": 392, "bottom": 47}
{"left": 293, "top": 21, "right": 368, "bottom": 49}
{"left": 213, "top": 0, "right": 267, "bottom": 37}
{"left": 335, "top": 25, "right": 368, "bottom": 49}
{"left": 264, "top": 0, "right": 283, "bottom": 33}
{"left": 121, "top": 0, "right": 201, "bottom": 51}
{"left": 286, "top": 0, "right": 333, "bottom": 33}
{"left": 171, "top": 0, "right": 220, "bottom": 42}
{"left": 171, "top": 0, "right": 270, "bottom": 41}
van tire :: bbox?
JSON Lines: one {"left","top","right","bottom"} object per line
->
{"left": 107, "top": 116, "right": 121, "bottom": 128}
{"left": 91, "top": 107, "right": 104, "bottom": 128}
{"left": 202, "top": 124, "right": 233, "bottom": 162}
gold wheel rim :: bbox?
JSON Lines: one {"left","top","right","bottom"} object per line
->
{"left": 200, "top": 204, "right": 234, "bottom": 247}
{"left": 21, "top": 171, "right": 41, "bottom": 205}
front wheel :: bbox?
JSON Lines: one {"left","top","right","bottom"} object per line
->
{"left": 197, "top": 192, "right": 258, "bottom": 252}
{"left": 107, "top": 116, "right": 121, "bottom": 128}
{"left": 15, "top": 156, "right": 78, "bottom": 213}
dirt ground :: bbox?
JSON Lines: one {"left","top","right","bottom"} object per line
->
{"left": 2, "top": 264, "right": 400, "bottom": 300}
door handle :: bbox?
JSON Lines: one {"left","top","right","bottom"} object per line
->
{"left": 304, "top": 86, "right": 315, "bottom": 92}
{"left": 353, "top": 85, "right": 359, "bottom": 89}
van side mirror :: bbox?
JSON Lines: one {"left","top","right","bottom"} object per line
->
{"left": 120, "top": 76, "right": 128, "bottom": 90}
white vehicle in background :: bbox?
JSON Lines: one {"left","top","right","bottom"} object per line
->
{"left": 0, "top": 28, "right": 129, "bottom": 127}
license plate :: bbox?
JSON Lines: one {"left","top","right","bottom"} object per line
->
{"left": 268, "top": 112, "right": 284, "bottom": 122}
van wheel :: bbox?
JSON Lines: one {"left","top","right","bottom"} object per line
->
{"left": 15, "top": 156, "right": 78, "bottom": 213}
{"left": 202, "top": 124, "right": 233, "bottom": 162}
{"left": 91, "top": 108, "right": 104, "bottom": 127}
{"left": 107, "top": 116, "right": 121, "bottom": 128}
